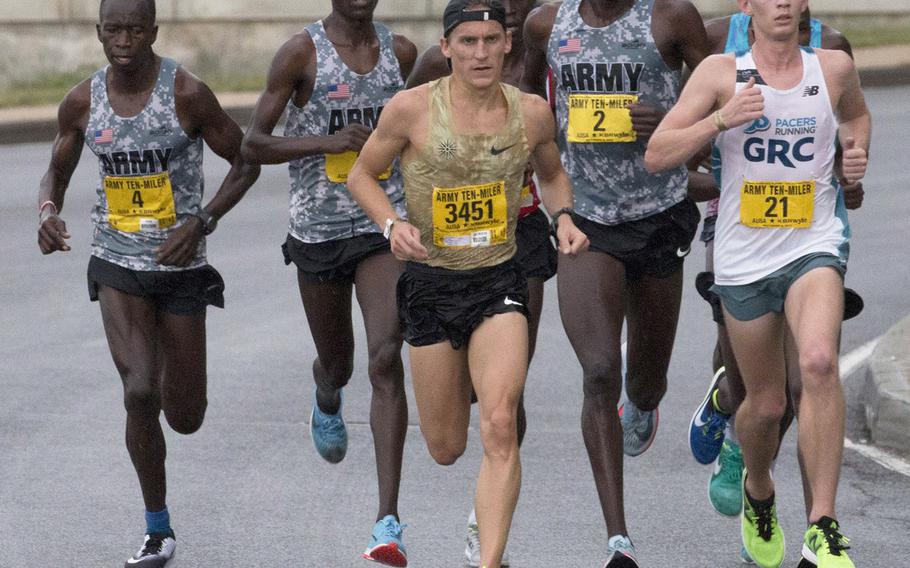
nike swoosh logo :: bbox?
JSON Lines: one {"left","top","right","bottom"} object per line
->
{"left": 504, "top": 296, "right": 524, "bottom": 307}
{"left": 676, "top": 246, "right": 691, "bottom": 258}
{"left": 490, "top": 143, "right": 517, "bottom": 156}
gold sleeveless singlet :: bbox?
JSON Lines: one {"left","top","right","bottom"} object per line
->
{"left": 402, "top": 76, "right": 531, "bottom": 270}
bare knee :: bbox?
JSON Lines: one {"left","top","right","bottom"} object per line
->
{"left": 480, "top": 406, "right": 518, "bottom": 461}
{"left": 164, "top": 402, "right": 207, "bottom": 435}
{"left": 744, "top": 391, "right": 788, "bottom": 426}
{"left": 581, "top": 360, "right": 622, "bottom": 405}
{"left": 798, "top": 347, "right": 838, "bottom": 391}
{"left": 424, "top": 433, "right": 466, "bottom": 466}
{"left": 367, "top": 340, "right": 404, "bottom": 386}
{"left": 122, "top": 373, "right": 160, "bottom": 416}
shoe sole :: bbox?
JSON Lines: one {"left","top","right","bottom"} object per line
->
{"left": 799, "top": 543, "right": 819, "bottom": 566}
{"left": 363, "top": 543, "right": 407, "bottom": 567}
{"left": 688, "top": 366, "right": 727, "bottom": 464}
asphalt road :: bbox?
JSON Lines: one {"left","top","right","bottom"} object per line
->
{"left": 2, "top": 85, "right": 909, "bottom": 567}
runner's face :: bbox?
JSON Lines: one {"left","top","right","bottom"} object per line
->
{"left": 332, "top": 0, "right": 379, "bottom": 21}
{"left": 442, "top": 20, "right": 511, "bottom": 88}
{"left": 503, "top": 0, "right": 536, "bottom": 41}
{"left": 97, "top": 1, "right": 157, "bottom": 71}
{"left": 744, "top": 0, "right": 808, "bottom": 42}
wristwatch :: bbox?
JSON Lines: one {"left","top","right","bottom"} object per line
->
{"left": 550, "top": 207, "right": 575, "bottom": 235}
{"left": 383, "top": 217, "right": 401, "bottom": 240}
{"left": 192, "top": 210, "right": 218, "bottom": 235}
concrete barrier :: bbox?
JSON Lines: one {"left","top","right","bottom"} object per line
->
{"left": 864, "top": 315, "right": 910, "bottom": 454}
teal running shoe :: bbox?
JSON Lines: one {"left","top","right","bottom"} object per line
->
{"left": 689, "top": 367, "right": 731, "bottom": 464}
{"left": 710, "top": 439, "right": 744, "bottom": 517}
{"left": 619, "top": 398, "right": 659, "bottom": 457}
{"left": 310, "top": 388, "right": 347, "bottom": 464}
{"left": 362, "top": 515, "right": 407, "bottom": 567}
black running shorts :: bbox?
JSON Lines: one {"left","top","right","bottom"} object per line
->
{"left": 575, "top": 198, "right": 701, "bottom": 280}
{"left": 87, "top": 255, "right": 224, "bottom": 315}
{"left": 397, "top": 260, "right": 529, "bottom": 349}
{"left": 515, "top": 209, "right": 557, "bottom": 281}
{"left": 283, "top": 233, "right": 391, "bottom": 283}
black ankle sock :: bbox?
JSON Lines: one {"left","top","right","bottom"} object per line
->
{"left": 745, "top": 487, "right": 775, "bottom": 510}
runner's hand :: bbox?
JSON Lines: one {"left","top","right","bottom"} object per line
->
{"left": 325, "top": 124, "right": 373, "bottom": 153}
{"left": 629, "top": 102, "right": 664, "bottom": 142}
{"left": 389, "top": 221, "right": 429, "bottom": 261}
{"left": 841, "top": 180, "right": 864, "bottom": 210}
{"left": 156, "top": 217, "right": 203, "bottom": 267}
{"left": 840, "top": 137, "right": 868, "bottom": 185}
{"left": 38, "top": 214, "right": 71, "bottom": 254}
{"left": 717, "top": 77, "right": 764, "bottom": 130}
{"left": 556, "top": 218, "right": 589, "bottom": 257}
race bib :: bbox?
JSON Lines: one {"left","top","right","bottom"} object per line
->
{"left": 567, "top": 94, "right": 638, "bottom": 143}
{"left": 520, "top": 184, "right": 534, "bottom": 208}
{"left": 432, "top": 181, "right": 508, "bottom": 248}
{"left": 104, "top": 172, "right": 176, "bottom": 233}
{"left": 740, "top": 180, "right": 815, "bottom": 228}
{"left": 325, "top": 151, "right": 392, "bottom": 183}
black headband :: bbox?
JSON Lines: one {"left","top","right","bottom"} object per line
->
{"left": 443, "top": 0, "right": 507, "bottom": 38}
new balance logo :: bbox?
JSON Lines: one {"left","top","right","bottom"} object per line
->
{"left": 803, "top": 86, "right": 820, "bottom": 97}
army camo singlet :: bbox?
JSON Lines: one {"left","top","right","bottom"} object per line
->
{"left": 284, "top": 21, "right": 406, "bottom": 243}
{"left": 86, "top": 57, "right": 206, "bottom": 271}
{"left": 546, "top": 0, "right": 687, "bottom": 225}
{"left": 402, "top": 77, "right": 530, "bottom": 270}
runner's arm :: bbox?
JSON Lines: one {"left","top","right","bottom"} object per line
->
{"left": 405, "top": 45, "right": 451, "bottom": 89}
{"left": 348, "top": 90, "right": 428, "bottom": 260}
{"left": 241, "top": 33, "right": 371, "bottom": 165}
{"left": 829, "top": 52, "right": 871, "bottom": 184}
{"left": 645, "top": 55, "right": 759, "bottom": 173}
{"left": 525, "top": 95, "right": 588, "bottom": 256}
{"left": 520, "top": 4, "right": 557, "bottom": 98}
{"left": 37, "top": 81, "right": 90, "bottom": 254}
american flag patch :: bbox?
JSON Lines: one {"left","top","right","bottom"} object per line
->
{"left": 94, "top": 128, "right": 113, "bottom": 144}
{"left": 328, "top": 83, "right": 351, "bottom": 99}
{"left": 558, "top": 38, "right": 581, "bottom": 54}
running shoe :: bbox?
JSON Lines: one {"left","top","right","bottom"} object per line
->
{"left": 796, "top": 559, "right": 817, "bottom": 568}
{"left": 709, "top": 439, "right": 744, "bottom": 517}
{"left": 603, "top": 535, "right": 639, "bottom": 568}
{"left": 689, "top": 367, "right": 731, "bottom": 464}
{"left": 464, "top": 520, "right": 510, "bottom": 567}
{"left": 741, "top": 474, "right": 785, "bottom": 568}
{"left": 124, "top": 532, "right": 176, "bottom": 567}
{"left": 310, "top": 388, "right": 347, "bottom": 464}
{"left": 802, "top": 517, "right": 854, "bottom": 568}
{"left": 619, "top": 398, "right": 659, "bottom": 457}
{"left": 741, "top": 546, "right": 755, "bottom": 564}
{"left": 363, "top": 515, "right": 408, "bottom": 567}
{"left": 843, "top": 288, "right": 863, "bottom": 321}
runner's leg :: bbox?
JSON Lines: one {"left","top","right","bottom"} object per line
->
{"left": 558, "top": 251, "right": 628, "bottom": 536}
{"left": 410, "top": 343, "right": 472, "bottom": 466}
{"left": 354, "top": 252, "right": 407, "bottom": 521}
{"left": 159, "top": 310, "right": 208, "bottom": 436}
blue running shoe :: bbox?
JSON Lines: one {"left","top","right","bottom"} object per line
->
{"left": 689, "top": 367, "right": 731, "bottom": 464}
{"left": 604, "top": 535, "right": 640, "bottom": 567}
{"left": 362, "top": 515, "right": 407, "bottom": 567}
{"left": 310, "top": 388, "right": 347, "bottom": 464}
{"left": 619, "top": 399, "right": 659, "bottom": 457}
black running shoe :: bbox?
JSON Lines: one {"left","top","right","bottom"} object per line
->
{"left": 843, "top": 288, "right": 863, "bottom": 321}
{"left": 124, "top": 532, "right": 176, "bottom": 567}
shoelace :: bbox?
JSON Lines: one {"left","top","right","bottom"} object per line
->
{"left": 751, "top": 501, "right": 775, "bottom": 541}
{"left": 466, "top": 523, "right": 481, "bottom": 552}
{"left": 624, "top": 406, "right": 650, "bottom": 436}
{"left": 719, "top": 446, "right": 743, "bottom": 483}
{"left": 139, "top": 535, "right": 165, "bottom": 557}
{"left": 820, "top": 523, "right": 851, "bottom": 556}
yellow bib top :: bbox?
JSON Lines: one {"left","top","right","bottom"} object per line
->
{"left": 402, "top": 77, "right": 531, "bottom": 270}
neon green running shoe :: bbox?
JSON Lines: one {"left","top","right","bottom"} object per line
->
{"left": 802, "top": 517, "right": 854, "bottom": 568}
{"left": 709, "top": 439, "right": 744, "bottom": 517}
{"left": 741, "top": 474, "right": 784, "bottom": 568}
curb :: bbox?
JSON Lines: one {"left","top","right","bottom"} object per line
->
{"left": 864, "top": 314, "right": 910, "bottom": 454}
{"left": 1, "top": 65, "right": 908, "bottom": 146}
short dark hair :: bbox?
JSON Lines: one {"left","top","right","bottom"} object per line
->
{"left": 99, "top": 0, "right": 156, "bottom": 24}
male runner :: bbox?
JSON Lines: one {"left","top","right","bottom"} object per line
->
{"left": 240, "top": 1, "right": 416, "bottom": 565}
{"left": 348, "top": 2, "right": 587, "bottom": 566}
{"left": 645, "top": 0, "right": 870, "bottom": 565}
{"left": 37, "top": 0, "right": 260, "bottom": 565}
{"left": 522, "top": 0, "right": 708, "bottom": 564}
{"left": 405, "top": 2, "right": 553, "bottom": 564}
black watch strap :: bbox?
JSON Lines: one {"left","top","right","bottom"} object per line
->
{"left": 550, "top": 207, "right": 575, "bottom": 234}
{"left": 192, "top": 211, "right": 218, "bottom": 235}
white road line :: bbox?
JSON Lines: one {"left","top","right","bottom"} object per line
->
{"left": 839, "top": 338, "right": 910, "bottom": 478}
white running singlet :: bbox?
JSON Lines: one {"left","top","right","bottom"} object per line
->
{"left": 714, "top": 48, "right": 848, "bottom": 286}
